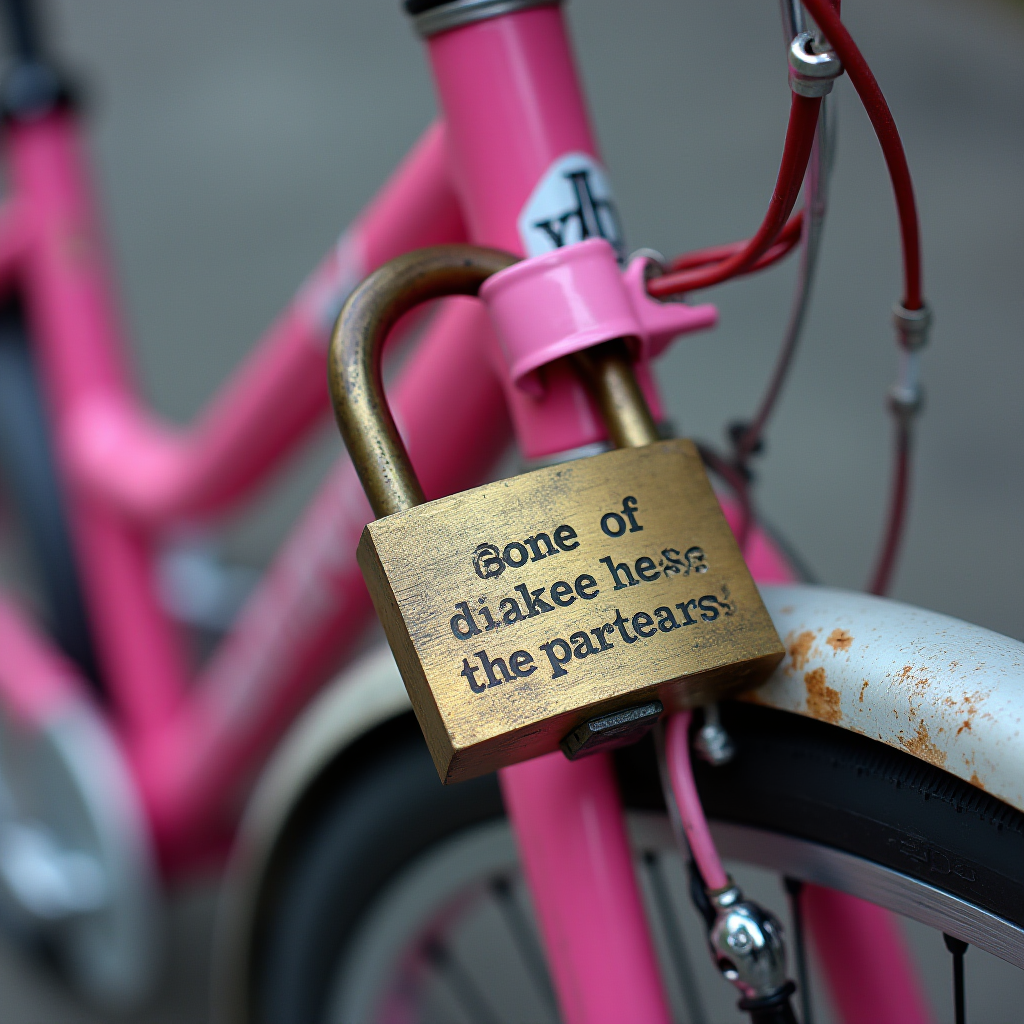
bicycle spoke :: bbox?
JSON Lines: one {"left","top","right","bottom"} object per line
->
{"left": 784, "top": 877, "right": 813, "bottom": 1024}
{"left": 642, "top": 851, "right": 707, "bottom": 1024}
{"left": 490, "top": 875, "right": 559, "bottom": 1017}
{"left": 943, "top": 934, "right": 968, "bottom": 1024}
{"left": 424, "top": 937, "right": 504, "bottom": 1024}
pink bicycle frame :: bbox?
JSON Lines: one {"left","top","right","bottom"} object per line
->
{"left": 0, "top": 3, "right": 932, "bottom": 1021}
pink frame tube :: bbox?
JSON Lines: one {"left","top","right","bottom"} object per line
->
{"left": 500, "top": 753, "right": 672, "bottom": 1024}
{"left": 64, "top": 121, "right": 466, "bottom": 522}
{"left": 0, "top": 593, "right": 82, "bottom": 730}
{"left": 427, "top": 5, "right": 664, "bottom": 459}
{"left": 135, "top": 297, "right": 512, "bottom": 854}
{"left": 804, "top": 886, "right": 934, "bottom": 1024}
{"left": 427, "top": 9, "right": 675, "bottom": 1017}
{"left": 8, "top": 113, "right": 191, "bottom": 737}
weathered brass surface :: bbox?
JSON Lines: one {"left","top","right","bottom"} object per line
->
{"left": 359, "top": 439, "right": 784, "bottom": 782}
{"left": 330, "top": 245, "right": 784, "bottom": 784}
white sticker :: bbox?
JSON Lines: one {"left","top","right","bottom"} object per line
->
{"left": 517, "top": 152, "right": 625, "bottom": 259}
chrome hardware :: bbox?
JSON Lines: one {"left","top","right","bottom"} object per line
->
{"left": 892, "top": 301, "right": 932, "bottom": 351}
{"left": 627, "top": 247, "right": 669, "bottom": 279}
{"left": 708, "top": 884, "right": 790, "bottom": 1000}
{"left": 888, "top": 304, "right": 931, "bottom": 420}
{"left": 694, "top": 703, "right": 736, "bottom": 766}
{"left": 888, "top": 361, "right": 925, "bottom": 418}
{"left": 414, "top": 0, "right": 559, "bottom": 39}
{"left": 789, "top": 31, "right": 843, "bottom": 97}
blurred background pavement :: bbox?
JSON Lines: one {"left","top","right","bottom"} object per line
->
{"left": 0, "top": 0, "right": 1020, "bottom": 1019}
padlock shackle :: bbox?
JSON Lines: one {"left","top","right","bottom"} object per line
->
{"left": 329, "top": 245, "right": 519, "bottom": 519}
{"left": 571, "top": 340, "right": 661, "bottom": 449}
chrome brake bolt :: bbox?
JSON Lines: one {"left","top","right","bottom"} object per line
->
{"left": 694, "top": 703, "right": 736, "bottom": 766}
{"left": 789, "top": 31, "right": 843, "bottom": 97}
{"left": 888, "top": 302, "right": 932, "bottom": 420}
{"left": 892, "top": 301, "right": 932, "bottom": 351}
{"left": 708, "top": 885, "right": 789, "bottom": 1001}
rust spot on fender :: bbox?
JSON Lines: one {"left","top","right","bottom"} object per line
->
{"left": 788, "top": 631, "right": 816, "bottom": 672}
{"left": 898, "top": 720, "right": 947, "bottom": 768}
{"left": 957, "top": 719, "right": 972, "bottom": 736}
{"left": 859, "top": 680, "right": 869, "bottom": 703}
{"left": 969, "top": 772, "right": 985, "bottom": 791}
{"left": 805, "top": 667, "right": 841, "bottom": 725}
{"left": 826, "top": 628, "right": 853, "bottom": 652}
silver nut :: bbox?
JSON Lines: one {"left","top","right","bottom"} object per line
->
{"left": 694, "top": 712, "right": 736, "bottom": 767}
{"left": 708, "top": 888, "right": 789, "bottom": 1000}
{"left": 888, "top": 383, "right": 925, "bottom": 418}
{"left": 892, "top": 301, "right": 932, "bottom": 350}
{"left": 789, "top": 31, "right": 842, "bottom": 97}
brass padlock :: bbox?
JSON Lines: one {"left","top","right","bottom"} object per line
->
{"left": 329, "top": 245, "right": 784, "bottom": 784}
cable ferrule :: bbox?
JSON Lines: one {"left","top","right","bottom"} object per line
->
{"left": 892, "top": 300, "right": 932, "bottom": 350}
{"left": 788, "top": 31, "right": 843, "bottom": 97}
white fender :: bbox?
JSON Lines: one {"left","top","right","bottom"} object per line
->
{"left": 756, "top": 585, "right": 1024, "bottom": 813}
{"left": 214, "top": 585, "right": 1024, "bottom": 1020}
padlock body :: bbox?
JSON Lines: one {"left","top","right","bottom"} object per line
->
{"left": 358, "top": 439, "right": 784, "bottom": 783}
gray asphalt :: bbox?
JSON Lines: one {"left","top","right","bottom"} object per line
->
{"left": 0, "top": 0, "right": 1021, "bottom": 1020}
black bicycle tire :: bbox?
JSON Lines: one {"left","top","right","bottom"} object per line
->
{"left": 624, "top": 702, "right": 1024, "bottom": 927}
{"left": 254, "top": 718, "right": 505, "bottom": 1024}
{"left": 252, "top": 704, "right": 1024, "bottom": 1023}
{"left": 0, "top": 297, "right": 101, "bottom": 686}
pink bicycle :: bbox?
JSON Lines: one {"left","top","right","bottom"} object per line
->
{"left": 0, "top": 0, "right": 1019, "bottom": 1022}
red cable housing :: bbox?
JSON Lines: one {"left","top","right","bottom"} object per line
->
{"left": 799, "top": 0, "right": 923, "bottom": 310}
{"left": 653, "top": 1, "right": 926, "bottom": 595}
{"left": 648, "top": 95, "right": 821, "bottom": 298}
{"left": 654, "top": 0, "right": 922, "bottom": 313}
{"left": 668, "top": 213, "right": 803, "bottom": 274}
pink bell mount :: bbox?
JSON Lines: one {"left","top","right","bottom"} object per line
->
{"left": 479, "top": 237, "right": 717, "bottom": 396}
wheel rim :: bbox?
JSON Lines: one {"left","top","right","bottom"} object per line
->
{"left": 325, "top": 812, "right": 1024, "bottom": 1023}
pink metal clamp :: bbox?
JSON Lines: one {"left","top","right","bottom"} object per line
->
{"left": 479, "top": 237, "right": 717, "bottom": 396}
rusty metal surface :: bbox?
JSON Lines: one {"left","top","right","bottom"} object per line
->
{"left": 754, "top": 585, "right": 1024, "bottom": 812}
{"left": 360, "top": 440, "right": 783, "bottom": 783}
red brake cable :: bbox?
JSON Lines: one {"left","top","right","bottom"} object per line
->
{"left": 800, "top": 0, "right": 922, "bottom": 311}
{"left": 648, "top": 94, "right": 821, "bottom": 298}
{"left": 651, "top": 0, "right": 923, "bottom": 315}
{"left": 668, "top": 212, "right": 803, "bottom": 275}
{"left": 652, "top": 2, "right": 929, "bottom": 596}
